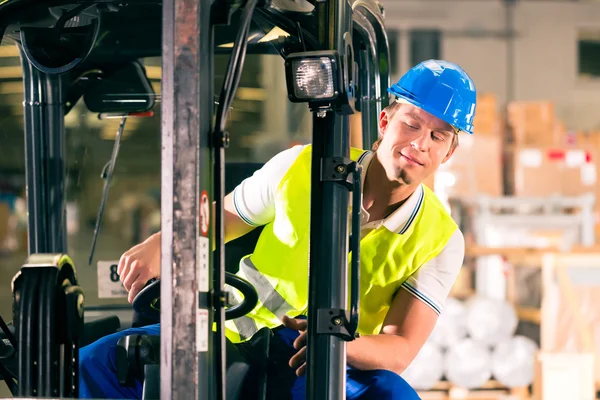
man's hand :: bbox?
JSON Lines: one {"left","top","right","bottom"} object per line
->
{"left": 282, "top": 315, "right": 308, "bottom": 377}
{"left": 118, "top": 232, "right": 161, "bottom": 303}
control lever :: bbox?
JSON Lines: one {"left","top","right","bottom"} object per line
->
{"left": 87, "top": 111, "right": 155, "bottom": 265}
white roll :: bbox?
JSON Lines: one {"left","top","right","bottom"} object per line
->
{"left": 401, "top": 341, "right": 445, "bottom": 390}
{"left": 466, "top": 296, "right": 518, "bottom": 346}
{"left": 429, "top": 297, "right": 468, "bottom": 348}
{"left": 492, "top": 335, "right": 538, "bottom": 387}
{"left": 444, "top": 338, "right": 492, "bottom": 389}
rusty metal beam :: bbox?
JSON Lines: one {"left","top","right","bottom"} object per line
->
{"left": 161, "top": 0, "right": 214, "bottom": 398}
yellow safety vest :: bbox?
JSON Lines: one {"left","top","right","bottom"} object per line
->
{"left": 225, "top": 145, "right": 458, "bottom": 343}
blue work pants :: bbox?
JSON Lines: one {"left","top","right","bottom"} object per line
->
{"left": 79, "top": 323, "right": 420, "bottom": 399}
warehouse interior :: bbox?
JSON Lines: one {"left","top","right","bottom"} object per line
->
{"left": 2, "top": 0, "right": 600, "bottom": 399}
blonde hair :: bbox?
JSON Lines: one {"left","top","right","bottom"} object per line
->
{"left": 371, "top": 101, "right": 459, "bottom": 152}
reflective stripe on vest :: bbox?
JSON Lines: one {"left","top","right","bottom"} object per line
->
{"left": 224, "top": 145, "right": 457, "bottom": 343}
{"left": 225, "top": 286, "right": 259, "bottom": 341}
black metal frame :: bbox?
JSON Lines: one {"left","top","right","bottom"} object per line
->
{"left": 0, "top": 0, "right": 391, "bottom": 399}
{"left": 20, "top": 48, "right": 68, "bottom": 254}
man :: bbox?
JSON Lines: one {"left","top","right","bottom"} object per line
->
{"left": 79, "top": 59, "right": 477, "bottom": 399}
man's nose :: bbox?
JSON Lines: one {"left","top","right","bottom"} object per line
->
{"left": 410, "top": 131, "right": 431, "bottom": 152}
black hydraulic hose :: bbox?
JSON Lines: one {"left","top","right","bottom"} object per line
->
{"left": 212, "top": 2, "right": 259, "bottom": 400}
{"left": 17, "top": 272, "right": 40, "bottom": 397}
{"left": 39, "top": 268, "right": 57, "bottom": 397}
{"left": 214, "top": 1, "right": 258, "bottom": 132}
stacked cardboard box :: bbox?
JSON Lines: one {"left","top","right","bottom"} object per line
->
{"left": 472, "top": 93, "right": 500, "bottom": 137}
{"left": 569, "top": 131, "right": 600, "bottom": 242}
{"left": 435, "top": 133, "right": 504, "bottom": 199}
{"left": 511, "top": 146, "right": 596, "bottom": 197}
{"left": 432, "top": 93, "right": 504, "bottom": 198}
{"left": 507, "top": 101, "right": 560, "bottom": 146}
{"left": 506, "top": 101, "right": 597, "bottom": 199}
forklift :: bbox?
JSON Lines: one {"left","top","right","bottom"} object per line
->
{"left": 0, "top": 0, "right": 391, "bottom": 398}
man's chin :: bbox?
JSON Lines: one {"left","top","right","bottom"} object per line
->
{"left": 392, "top": 168, "right": 413, "bottom": 186}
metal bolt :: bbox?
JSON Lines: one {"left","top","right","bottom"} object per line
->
{"left": 333, "top": 317, "right": 342, "bottom": 326}
{"left": 336, "top": 165, "right": 345, "bottom": 173}
{"left": 316, "top": 110, "right": 327, "bottom": 118}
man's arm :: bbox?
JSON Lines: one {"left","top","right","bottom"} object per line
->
{"left": 346, "top": 229, "right": 465, "bottom": 375}
{"left": 222, "top": 193, "right": 259, "bottom": 243}
{"left": 118, "top": 145, "right": 307, "bottom": 301}
{"left": 346, "top": 289, "right": 438, "bottom": 375}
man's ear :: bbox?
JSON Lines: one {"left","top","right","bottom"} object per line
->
{"left": 441, "top": 143, "right": 457, "bottom": 164}
{"left": 378, "top": 110, "right": 389, "bottom": 137}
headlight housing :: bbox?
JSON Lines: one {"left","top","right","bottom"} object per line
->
{"left": 285, "top": 51, "right": 341, "bottom": 103}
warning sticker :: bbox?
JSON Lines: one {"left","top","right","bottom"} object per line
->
{"left": 197, "top": 236, "right": 209, "bottom": 293}
{"left": 200, "top": 190, "right": 210, "bottom": 237}
{"left": 197, "top": 308, "right": 209, "bottom": 352}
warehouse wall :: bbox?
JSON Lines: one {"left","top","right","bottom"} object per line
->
{"left": 382, "top": 0, "right": 600, "bottom": 131}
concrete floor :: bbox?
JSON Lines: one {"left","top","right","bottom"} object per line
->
{"left": 0, "top": 226, "right": 137, "bottom": 398}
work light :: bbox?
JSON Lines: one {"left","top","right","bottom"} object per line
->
{"left": 285, "top": 51, "right": 342, "bottom": 103}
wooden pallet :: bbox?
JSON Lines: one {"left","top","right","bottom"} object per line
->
{"left": 417, "top": 380, "right": 530, "bottom": 400}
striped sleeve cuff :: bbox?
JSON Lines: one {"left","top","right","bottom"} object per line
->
{"left": 232, "top": 186, "right": 260, "bottom": 227}
{"left": 400, "top": 281, "right": 441, "bottom": 315}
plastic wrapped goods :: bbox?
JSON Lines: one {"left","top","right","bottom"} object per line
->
{"left": 491, "top": 335, "right": 538, "bottom": 387}
{"left": 445, "top": 338, "right": 492, "bottom": 389}
{"left": 466, "top": 296, "right": 518, "bottom": 346}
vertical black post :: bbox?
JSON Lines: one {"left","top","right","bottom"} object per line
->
{"left": 20, "top": 50, "right": 67, "bottom": 254}
{"left": 161, "top": 0, "right": 213, "bottom": 399}
{"left": 306, "top": 0, "right": 353, "bottom": 399}
{"left": 19, "top": 47, "right": 68, "bottom": 399}
{"left": 359, "top": 48, "right": 375, "bottom": 148}
{"left": 43, "top": 74, "right": 67, "bottom": 253}
{"left": 306, "top": 112, "right": 350, "bottom": 400}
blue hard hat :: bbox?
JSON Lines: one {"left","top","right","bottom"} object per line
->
{"left": 387, "top": 60, "right": 477, "bottom": 134}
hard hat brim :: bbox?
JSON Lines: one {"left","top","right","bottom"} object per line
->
{"left": 388, "top": 89, "right": 474, "bottom": 135}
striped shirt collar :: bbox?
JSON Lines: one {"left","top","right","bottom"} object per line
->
{"left": 358, "top": 150, "right": 425, "bottom": 234}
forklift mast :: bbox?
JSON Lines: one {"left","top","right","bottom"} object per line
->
{"left": 0, "top": 0, "right": 391, "bottom": 398}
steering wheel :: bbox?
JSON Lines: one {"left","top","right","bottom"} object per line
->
{"left": 132, "top": 273, "right": 259, "bottom": 320}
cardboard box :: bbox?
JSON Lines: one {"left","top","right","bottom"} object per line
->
{"left": 473, "top": 93, "right": 500, "bottom": 136}
{"left": 508, "top": 101, "right": 561, "bottom": 146}
{"left": 434, "top": 134, "right": 504, "bottom": 198}
{"left": 570, "top": 132, "right": 600, "bottom": 243}
{"left": 512, "top": 146, "right": 597, "bottom": 197}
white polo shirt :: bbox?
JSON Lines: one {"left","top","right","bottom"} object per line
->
{"left": 232, "top": 145, "right": 465, "bottom": 315}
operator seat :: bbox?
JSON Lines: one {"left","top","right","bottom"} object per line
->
{"left": 118, "top": 161, "right": 270, "bottom": 400}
